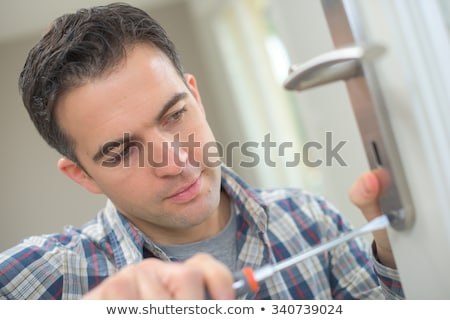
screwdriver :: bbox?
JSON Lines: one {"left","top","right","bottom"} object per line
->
{"left": 232, "top": 215, "right": 390, "bottom": 297}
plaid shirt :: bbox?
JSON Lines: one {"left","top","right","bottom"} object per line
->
{"left": 0, "top": 165, "right": 403, "bottom": 299}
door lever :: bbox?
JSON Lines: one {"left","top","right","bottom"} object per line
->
{"left": 284, "top": 44, "right": 385, "bottom": 91}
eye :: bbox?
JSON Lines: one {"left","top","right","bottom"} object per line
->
{"left": 117, "top": 144, "right": 132, "bottom": 162}
{"left": 166, "top": 106, "right": 187, "bottom": 124}
{"left": 102, "top": 143, "right": 133, "bottom": 166}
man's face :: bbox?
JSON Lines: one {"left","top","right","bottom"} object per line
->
{"left": 56, "top": 44, "right": 222, "bottom": 243}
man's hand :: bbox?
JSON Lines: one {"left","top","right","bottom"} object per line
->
{"left": 82, "top": 253, "right": 235, "bottom": 300}
{"left": 349, "top": 169, "right": 396, "bottom": 268}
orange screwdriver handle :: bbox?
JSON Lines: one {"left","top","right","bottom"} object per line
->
{"left": 233, "top": 266, "right": 260, "bottom": 297}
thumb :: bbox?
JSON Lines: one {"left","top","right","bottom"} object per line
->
{"left": 349, "top": 171, "right": 382, "bottom": 221}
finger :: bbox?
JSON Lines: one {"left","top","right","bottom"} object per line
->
{"left": 155, "top": 261, "right": 205, "bottom": 299}
{"left": 120, "top": 259, "right": 206, "bottom": 299}
{"left": 82, "top": 255, "right": 235, "bottom": 300}
{"left": 349, "top": 171, "right": 382, "bottom": 220}
{"left": 184, "top": 253, "right": 235, "bottom": 300}
{"left": 83, "top": 259, "right": 204, "bottom": 300}
{"left": 82, "top": 264, "right": 148, "bottom": 299}
{"left": 349, "top": 171, "right": 397, "bottom": 267}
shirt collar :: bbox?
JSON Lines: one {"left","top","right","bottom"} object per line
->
{"left": 220, "top": 165, "right": 269, "bottom": 233}
{"left": 100, "top": 199, "right": 146, "bottom": 268}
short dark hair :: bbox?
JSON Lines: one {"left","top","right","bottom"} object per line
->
{"left": 19, "top": 2, "right": 184, "bottom": 165}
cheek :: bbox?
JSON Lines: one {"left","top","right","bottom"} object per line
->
{"left": 190, "top": 126, "right": 218, "bottom": 167}
{"left": 125, "top": 145, "right": 146, "bottom": 167}
{"left": 175, "top": 115, "right": 215, "bottom": 165}
{"left": 90, "top": 165, "right": 149, "bottom": 198}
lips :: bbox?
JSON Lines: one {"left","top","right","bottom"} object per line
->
{"left": 166, "top": 175, "right": 202, "bottom": 203}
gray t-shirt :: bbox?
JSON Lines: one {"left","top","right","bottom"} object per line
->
{"left": 157, "top": 208, "right": 237, "bottom": 271}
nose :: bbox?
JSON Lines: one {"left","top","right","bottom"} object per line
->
{"left": 150, "top": 137, "right": 189, "bottom": 178}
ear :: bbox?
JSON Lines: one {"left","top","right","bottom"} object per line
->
{"left": 184, "top": 73, "right": 205, "bottom": 114}
{"left": 57, "top": 157, "right": 103, "bottom": 194}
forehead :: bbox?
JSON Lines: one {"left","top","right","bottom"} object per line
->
{"left": 55, "top": 44, "right": 186, "bottom": 156}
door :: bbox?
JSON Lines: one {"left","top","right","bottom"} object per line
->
{"left": 278, "top": 0, "right": 450, "bottom": 298}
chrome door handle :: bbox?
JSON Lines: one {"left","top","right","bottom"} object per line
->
{"left": 283, "top": 44, "right": 385, "bottom": 91}
{"left": 283, "top": 42, "right": 415, "bottom": 230}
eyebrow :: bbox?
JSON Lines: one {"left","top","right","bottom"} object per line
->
{"left": 156, "top": 92, "right": 188, "bottom": 121}
{"left": 92, "top": 134, "right": 134, "bottom": 163}
{"left": 91, "top": 91, "right": 188, "bottom": 163}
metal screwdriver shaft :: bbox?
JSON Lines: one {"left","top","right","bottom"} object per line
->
{"left": 232, "top": 215, "right": 390, "bottom": 296}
